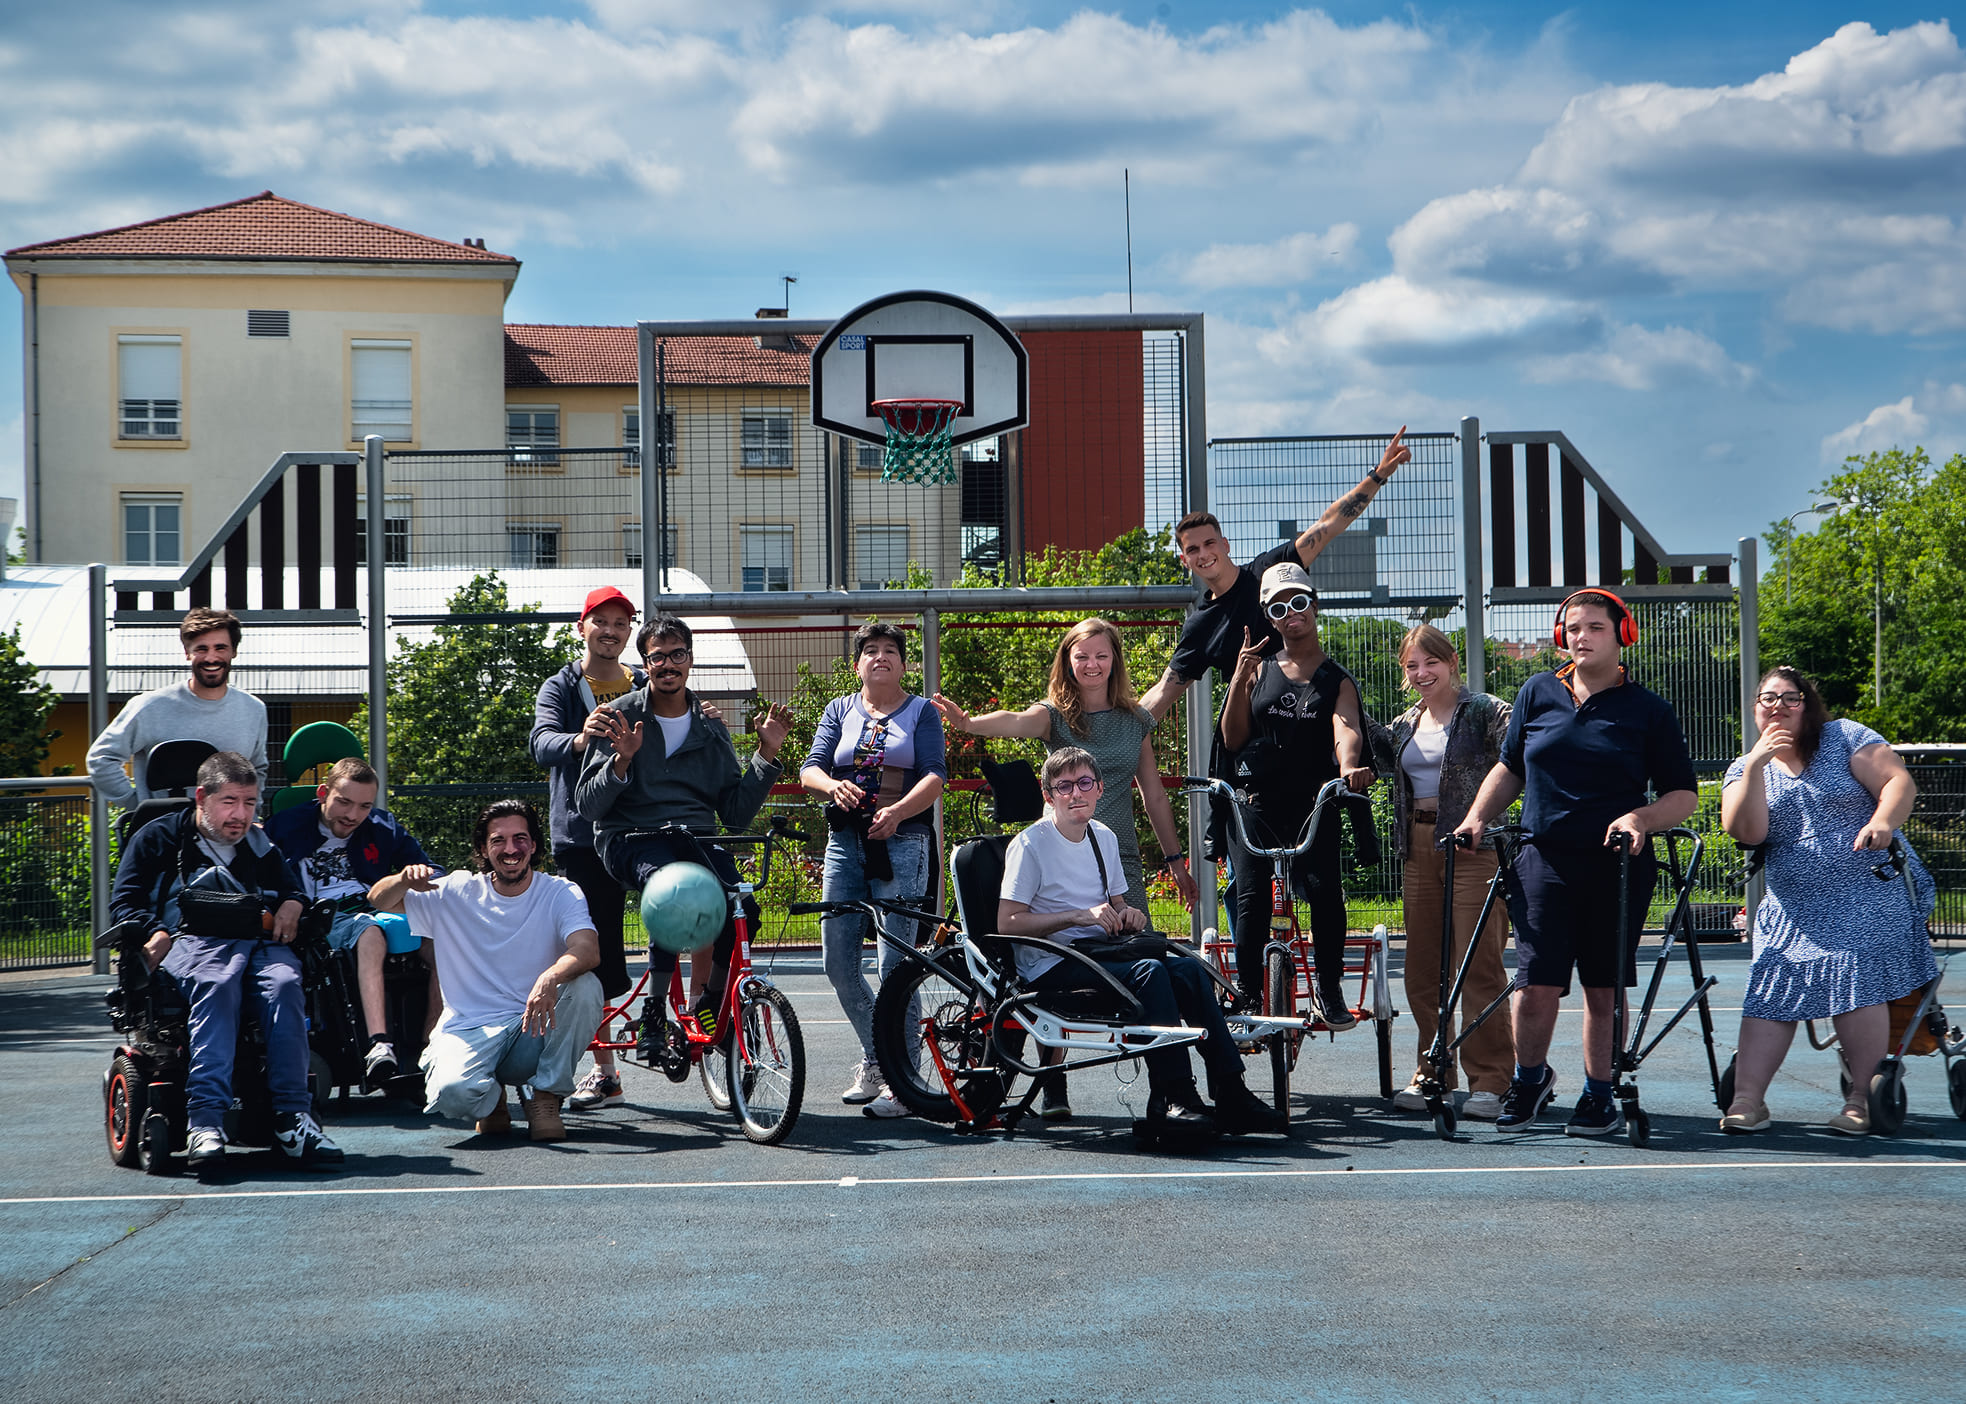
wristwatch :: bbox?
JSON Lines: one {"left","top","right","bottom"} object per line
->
{"left": 1368, "top": 469, "right": 1388, "bottom": 486}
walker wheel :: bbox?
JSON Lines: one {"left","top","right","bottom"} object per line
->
{"left": 1869, "top": 1061, "right": 1907, "bottom": 1137}
{"left": 1627, "top": 1107, "right": 1652, "bottom": 1148}
{"left": 1716, "top": 1053, "right": 1736, "bottom": 1112}
{"left": 1432, "top": 1104, "right": 1457, "bottom": 1140}
{"left": 1947, "top": 1060, "right": 1966, "bottom": 1121}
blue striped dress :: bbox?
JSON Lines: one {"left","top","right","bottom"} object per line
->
{"left": 1726, "top": 719, "right": 1937, "bottom": 1021}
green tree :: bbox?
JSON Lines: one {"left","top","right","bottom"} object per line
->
{"left": 1760, "top": 446, "right": 1966, "bottom": 741}
{"left": 0, "top": 623, "right": 59, "bottom": 778}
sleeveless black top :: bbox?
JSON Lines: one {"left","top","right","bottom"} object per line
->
{"left": 1233, "top": 656, "right": 1348, "bottom": 809}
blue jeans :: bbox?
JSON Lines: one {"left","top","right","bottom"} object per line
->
{"left": 160, "top": 935, "right": 310, "bottom": 1132}
{"left": 420, "top": 972, "right": 606, "bottom": 1119}
{"left": 821, "top": 827, "right": 932, "bottom": 1062}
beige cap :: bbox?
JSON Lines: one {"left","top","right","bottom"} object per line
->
{"left": 1259, "top": 561, "right": 1318, "bottom": 605}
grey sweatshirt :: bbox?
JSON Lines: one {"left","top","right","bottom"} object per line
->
{"left": 86, "top": 682, "right": 269, "bottom": 808}
{"left": 575, "top": 686, "right": 781, "bottom": 869}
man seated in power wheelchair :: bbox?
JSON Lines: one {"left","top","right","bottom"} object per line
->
{"left": 268, "top": 755, "right": 442, "bottom": 1093}
{"left": 993, "top": 746, "right": 1284, "bottom": 1140}
{"left": 103, "top": 750, "right": 344, "bottom": 1171}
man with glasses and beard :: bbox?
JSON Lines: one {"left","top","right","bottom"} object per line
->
{"left": 89, "top": 607, "right": 268, "bottom": 809}
{"left": 576, "top": 613, "right": 794, "bottom": 1051}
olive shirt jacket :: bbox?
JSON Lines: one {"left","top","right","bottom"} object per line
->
{"left": 1385, "top": 688, "right": 1512, "bottom": 859}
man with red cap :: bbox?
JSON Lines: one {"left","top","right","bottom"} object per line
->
{"left": 531, "top": 585, "right": 647, "bottom": 1108}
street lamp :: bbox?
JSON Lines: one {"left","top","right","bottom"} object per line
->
{"left": 1783, "top": 500, "right": 1842, "bottom": 604}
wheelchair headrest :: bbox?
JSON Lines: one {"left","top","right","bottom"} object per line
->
{"left": 143, "top": 738, "right": 220, "bottom": 797}
{"left": 978, "top": 754, "right": 1044, "bottom": 825}
{"left": 951, "top": 835, "right": 1012, "bottom": 946}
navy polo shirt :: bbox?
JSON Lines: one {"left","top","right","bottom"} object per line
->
{"left": 1169, "top": 539, "right": 1298, "bottom": 685}
{"left": 1499, "top": 670, "right": 1697, "bottom": 848}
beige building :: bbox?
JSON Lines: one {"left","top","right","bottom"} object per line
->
{"left": 5, "top": 191, "right": 519, "bottom": 566}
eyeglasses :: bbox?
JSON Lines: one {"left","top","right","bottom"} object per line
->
{"left": 1046, "top": 776, "right": 1100, "bottom": 796}
{"left": 1755, "top": 691, "right": 1804, "bottom": 709}
{"left": 642, "top": 646, "right": 692, "bottom": 666}
{"left": 1265, "top": 594, "right": 1315, "bottom": 620}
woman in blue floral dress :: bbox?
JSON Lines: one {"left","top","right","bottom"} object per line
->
{"left": 1720, "top": 666, "right": 1936, "bottom": 1136}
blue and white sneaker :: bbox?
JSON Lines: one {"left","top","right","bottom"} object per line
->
{"left": 274, "top": 1111, "right": 345, "bottom": 1165}
{"left": 1494, "top": 1066, "right": 1557, "bottom": 1131}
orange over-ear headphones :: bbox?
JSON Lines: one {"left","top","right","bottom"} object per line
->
{"left": 1553, "top": 588, "right": 1639, "bottom": 649}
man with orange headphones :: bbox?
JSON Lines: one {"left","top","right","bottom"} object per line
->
{"left": 1452, "top": 589, "right": 1697, "bottom": 1135}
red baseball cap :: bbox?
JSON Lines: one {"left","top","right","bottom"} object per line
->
{"left": 579, "top": 586, "right": 637, "bottom": 622}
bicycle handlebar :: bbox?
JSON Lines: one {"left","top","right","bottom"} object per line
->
{"left": 1177, "top": 775, "right": 1367, "bottom": 860}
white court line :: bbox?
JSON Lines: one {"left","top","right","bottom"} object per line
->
{"left": 3, "top": 1158, "right": 1959, "bottom": 1207}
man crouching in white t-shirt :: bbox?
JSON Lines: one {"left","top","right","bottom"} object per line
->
{"left": 998, "top": 747, "right": 1283, "bottom": 1138}
{"left": 370, "top": 800, "right": 603, "bottom": 1142}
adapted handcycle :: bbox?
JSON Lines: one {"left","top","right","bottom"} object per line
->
{"left": 587, "top": 822, "right": 806, "bottom": 1145}
{"left": 1189, "top": 776, "right": 1398, "bottom": 1115}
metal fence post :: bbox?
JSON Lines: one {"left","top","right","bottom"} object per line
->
{"left": 365, "top": 436, "right": 388, "bottom": 801}
{"left": 1738, "top": 535, "right": 1763, "bottom": 930}
{"left": 922, "top": 607, "right": 944, "bottom": 912}
{"left": 637, "top": 328, "right": 661, "bottom": 608}
{"left": 89, "top": 562, "right": 109, "bottom": 972}
{"left": 1460, "top": 416, "right": 1485, "bottom": 695}
{"left": 1187, "top": 674, "right": 1213, "bottom": 946}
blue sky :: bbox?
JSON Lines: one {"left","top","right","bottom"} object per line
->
{"left": 4, "top": 2, "right": 1964, "bottom": 562}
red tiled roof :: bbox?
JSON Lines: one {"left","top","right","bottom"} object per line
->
{"left": 505, "top": 325, "right": 815, "bottom": 388}
{"left": 4, "top": 191, "right": 518, "bottom": 264}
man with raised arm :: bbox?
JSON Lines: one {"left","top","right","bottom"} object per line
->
{"left": 268, "top": 757, "right": 442, "bottom": 1089}
{"left": 88, "top": 607, "right": 268, "bottom": 808}
{"left": 110, "top": 749, "right": 341, "bottom": 1168}
{"left": 575, "top": 612, "right": 793, "bottom": 1050}
{"left": 998, "top": 746, "right": 1283, "bottom": 1138}
{"left": 371, "top": 799, "right": 602, "bottom": 1143}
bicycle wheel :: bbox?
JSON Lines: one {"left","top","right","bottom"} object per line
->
{"left": 872, "top": 956, "right": 994, "bottom": 1123}
{"left": 700, "top": 1029, "right": 733, "bottom": 1111}
{"left": 727, "top": 984, "right": 804, "bottom": 1145}
{"left": 1264, "top": 946, "right": 1294, "bottom": 1120}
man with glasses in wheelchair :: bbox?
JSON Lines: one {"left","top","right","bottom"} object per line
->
{"left": 998, "top": 747, "right": 1283, "bottom": 1137}
{"left": 576, "top": 612, "right": 794, "bottom": 1050}
{"left": 110, "top": 750, "right": 343, "bottom": 1168}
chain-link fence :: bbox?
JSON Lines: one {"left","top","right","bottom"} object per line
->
{"left": 0, "top": 785, "right": 100, "bottom": 970}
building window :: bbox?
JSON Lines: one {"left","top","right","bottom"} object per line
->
{"left": 739, "top": 524, "right": 792, "bottom": 591}
{"left": 351, "top": 340, "right": 413, "bottom": 441}
{"left": 247, "top": 310, "right": 290, "bottom": 338}
{"left": 741, "top": 412, "right": 793, "bottom": 469}
{"left": 118, "top": 335, "right": 182, "bottom": 439}
{"left": 624, "top": 408, "right": 675, "bottom": 468}
{"left": 853, "top": 441, "right": 882, "bottom": 473}
{"left": 123, "top": 493, "right": 182, "bottom": 566}
{"left": 855, "top": 525, "right": 910, "bottom": 590}
{"left": 623, "top": 521, "right": 678, "bottom": 569}
{"left": 507, "top": 407, "right": 560, "bottom": 466}
{"left": 508, "top": 523, "right": 560, "bottom": 568}
{"left": 355, "top": 495, "right": 412, "bottom": 567}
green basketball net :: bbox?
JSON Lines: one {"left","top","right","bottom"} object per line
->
{"left": 873, "top": 398, "right": 962, "bottom": 485}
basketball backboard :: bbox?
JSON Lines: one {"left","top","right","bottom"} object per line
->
{"left": 811, "top": 290, "right": 1029, "bottom": 448}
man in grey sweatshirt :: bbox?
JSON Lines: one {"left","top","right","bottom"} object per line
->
{"left": 576, "top": 612, "right": 792, "bottom": 1042}
{"left": 87, "top": 608, "right": 268, "bottom": 808}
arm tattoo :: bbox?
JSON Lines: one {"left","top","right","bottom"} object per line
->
{"left": 1336, "top": 490, "right": 1370, "bottom": 520}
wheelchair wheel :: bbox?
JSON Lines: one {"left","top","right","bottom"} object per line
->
{"left": 140, "top": 1110, "right": 179, "bottom": 1177}
{"left": 873, "top": 957, "right": 993, "bottom": 1124}
{"left": 1376, "top": 1017, "right": 1395, "bottom": 1101}
{"left": 1949, "top": 1059, "right": 1966, "bottom": 1121}
{"left": 308, "top": 1050, "right": 333, "bottom": 1122}
{"left": 1263, "top": 947, "right": 1293, "bottom": 1121}
{"left": 728, "top": 985, "right": 804, "bottom": 1146}
{"left": 105, "top": 1055, "right": 146, "bottom": 1168}
{"left": 1869, "top": 1060, "right": 1907, "bottom": 1137}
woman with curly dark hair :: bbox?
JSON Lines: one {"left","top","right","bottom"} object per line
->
{"left": 1719, "top": 666, "right": 1937, "bottom": 1135}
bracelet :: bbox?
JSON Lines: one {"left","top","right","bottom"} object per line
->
{"left": 1159, "top": 851, "right": 1186, "bottom": 869}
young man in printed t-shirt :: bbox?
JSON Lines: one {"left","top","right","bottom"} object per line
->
{"left": 370, "top": 800, "right": 602, "bottom": 1143}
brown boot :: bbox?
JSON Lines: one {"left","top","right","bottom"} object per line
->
{"left": 522, "top": 1092, "right": 566, "bottom": 1142}
{"left": 476, "top": 1090, "right": 512, "bottom": 1137}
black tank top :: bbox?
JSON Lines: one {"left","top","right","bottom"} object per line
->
{"left": 1235, "top": 656, "right": 1348, "bottom": 803}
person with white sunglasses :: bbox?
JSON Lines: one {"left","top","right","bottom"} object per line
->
{"left": 1218, "top": 562, "right": 1374, "bottom": 1026}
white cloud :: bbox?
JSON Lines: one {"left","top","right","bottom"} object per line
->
{"left": 1177, "top": 225, "right": 1359, "bottom": 289}
{"left": 1524, "top": 323, "right": 1753, "bottom": 391}
{"left": 1263, "top": 275, "right": 1602, "bottom": 367}
{"left": 1822, "top": 396, "right": 1929, "bottom": 461}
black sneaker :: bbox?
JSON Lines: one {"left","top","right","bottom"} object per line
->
{"left": 1316, "top": 981, "right": 1358, "bottom": 1031}
{"left": 692, "top": 991, "right": 722, "bottom": 1042}
{"left": 273, "top": 1110, "right": 345, "bottom": 1165}
{"left": 633, "top": 998, "right": 667, "bottom": 1061}
{"left": 1564, "top": 1089, "right": 1624, "bottom": 1138}
{"left": 1495, "top": 1066, "right": 1557, "bottom": 1130}
{"left": 1148, "top": 1082, "right": 1218, "bottom": 1134}
{"left": 1038, "top": 1073, "right": 1072, "bottom": 1122}
{"left": 363, "top": 1038, "right": 398, "bottom": 1090}
{"left": 1213, "top": 1083, "right": 1286, "bottom": 1135}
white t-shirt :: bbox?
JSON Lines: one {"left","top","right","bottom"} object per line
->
{"left": 999, "top": 818, "right": 1126, "bottom": 982}
{"left": 402, "top": 870, "right": 595, "bottom": 1032}
{"left": 654, "top": 710, "right": 693, "bottom": 757}
{"left": 299, "top": 826, "right": 366, "bottom": 901}
{"left": 1402, "top": 713, "right": 1448, "bottom": 803}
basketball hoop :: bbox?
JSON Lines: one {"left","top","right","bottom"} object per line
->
{"left": 872, "top": 398, "right": 962, "bottom": 485}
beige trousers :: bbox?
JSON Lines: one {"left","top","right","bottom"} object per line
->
{"left": 1401, "top": 820, "right": 1515, "bottom": 1094}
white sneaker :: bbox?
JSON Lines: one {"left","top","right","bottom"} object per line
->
{"left": 841, "top": 1061, "right": 886, "bottom": 1105}
{"left": 1460, "top": 1091, "right": 1503, "bottom": 1121}
{"left": 1393, "top": 1080, "right": 1431, "bottom": 1113}
{"left": 862, "top": 1091, "right": 909, "bottom": 1119}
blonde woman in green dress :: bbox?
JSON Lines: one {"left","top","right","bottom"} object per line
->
{"left": 932, "top": 617, "right": 1197, "bottom": 916}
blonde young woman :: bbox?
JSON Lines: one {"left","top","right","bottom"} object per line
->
{"left": 932, "top": 618, "right": 1197, "bottom": 918}
{"left": 1386, "top": 625, "right": 1514, "bottom": 1121}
